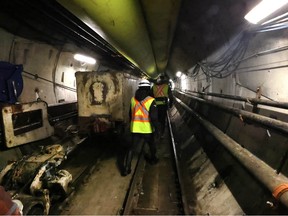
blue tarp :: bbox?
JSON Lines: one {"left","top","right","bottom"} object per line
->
{"left": 0, "top": 61, "right": 23, "bottom": 103}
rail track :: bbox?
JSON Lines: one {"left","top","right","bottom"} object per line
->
{"left": 48, "top": 113, "right": 189, "bottom": 215}
{"left": 121, "top": 113, "right": 188, "bottom": 215}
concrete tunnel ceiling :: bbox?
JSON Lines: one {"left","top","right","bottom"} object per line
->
{"left": 57, "top": 0, "right": 182, "bottom": 79}
{"left": 0, "top": 0, "right": 262, "bottom": 79}
{"left": 56, "top": 0, "right": 261, "bottom": 79}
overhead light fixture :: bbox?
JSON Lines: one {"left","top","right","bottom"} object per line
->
{"left": 244, "top": 0, "right": 288, "bottom": 24}
{"left": 74, "top": 54, "right": 96, "bottom": 65}
{"left": 180, "top": 73, "right": 187, "bottom": 90}
{"left": 262, "top": 11, "right": 288, "bottom": 25}
{"left": 176, "top": 71, "right": 182, "bottom": 77}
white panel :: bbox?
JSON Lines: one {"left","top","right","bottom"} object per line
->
{"left": 1, "top": 101, "right": 54, "bottom": 148}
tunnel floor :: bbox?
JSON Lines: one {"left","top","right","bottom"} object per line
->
{"left": 50, "top": 123, "right": 180, "bottom": 215}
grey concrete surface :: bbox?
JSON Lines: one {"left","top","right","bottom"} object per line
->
{"left": 59, "top": 157, "right": 134, "bottom": 215}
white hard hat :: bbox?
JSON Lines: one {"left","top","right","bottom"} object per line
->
{"left": 138, "top": 79, "right": 150, "bottom": 87}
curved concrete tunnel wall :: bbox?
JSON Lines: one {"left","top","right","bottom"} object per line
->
{"left": 171, "top": 92, "right": 288, "bottom": 214}
{"left": 0, "top": 28, "right": 99, "bottom": 104}
{"left": 0, "top": 13, "right": 288, "bottom": 214}
{"left": 170, "top": 27, "right": 288, "bottom": 214}
{"left": 169, "top": 104, "right": 245, "bottom": 214}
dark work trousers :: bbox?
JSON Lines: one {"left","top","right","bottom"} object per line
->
{"left": 157, "top": 104, "right": 168, "bottom": 135}
{"left": 124, "top": 133, "right": 157, "bottom": 173}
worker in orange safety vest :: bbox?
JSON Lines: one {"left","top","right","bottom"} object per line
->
{"left": 152, "top": 74, "right": 173, "bottom": 138}
{"left": 122, "top": 79, "right": 159, "bottom": 176}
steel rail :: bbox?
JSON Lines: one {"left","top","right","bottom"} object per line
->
{"left": 175, "top": 97, "right": 288, "bottom": 208}
{"left": 49, "top": 111, "right": 78, "bottom": 124}
{"left": 122, "top": 116, "right": 188, "bottom": 214}
{"left": 167, "top": 111, "right": 190, "bottom": 214}
{"left": 185, "top": 89, "right": 288, "bottom": 110}
{"left": 175, "top": 90, "right": 288, "bottom": 135}
{"left": 121, "top": 145, "right": 146, "bottom": 215}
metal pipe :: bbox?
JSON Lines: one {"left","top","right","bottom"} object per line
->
{"left": 176, "top": 90, "right": 288, "bottom": 135}
{"left": 122, "top": 145, "right": 146, "bottom": 215}
{"left": 49, "top": 111, "right": 78, "bottom": 124}
{"left": 186, "top": 90, "right": 288, "bottom": 110}
{"left": 167, "top": 111, "right": 189, "bottom": 215}
{"left": 23, "top": 70, "right": 76, "bottom": 92}
{"left": 175, "top": 97, "right": 288, "bottom": 208}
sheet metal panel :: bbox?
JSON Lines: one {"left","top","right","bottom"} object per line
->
{"left": 1, "top": 101, "right": 54, "bottom": 148}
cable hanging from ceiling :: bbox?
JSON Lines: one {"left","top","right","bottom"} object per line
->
{"left": 188, "top": 31, "right": 252, "bottom": 79}
{"left": 188, "top": 11, "right": 288, "bottom": 80}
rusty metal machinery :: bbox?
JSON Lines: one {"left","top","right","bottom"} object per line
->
{"left": 0, "top": 144, "right": 72, "bottom": 215}
{"left": 0, "top": 100, "right": 84, "bottom": 215}
{"left": 76, "top": 70, "right": 137, "bottom": 135}
{"left": 0, "top": 70, "right": 139, "bottom": 214}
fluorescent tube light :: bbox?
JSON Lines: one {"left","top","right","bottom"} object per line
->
{"left": 74, "top": 54, "right": 96, "bottom": 64}
{"left": 244, "top": 0, "right": 288, "bottom": 24}
{"left": 262, "top": 11, "right": 288, "bottom": 25}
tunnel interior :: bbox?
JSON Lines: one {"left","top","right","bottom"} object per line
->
{"left": 0, "top": 0, "right": 288, "bottom": 215}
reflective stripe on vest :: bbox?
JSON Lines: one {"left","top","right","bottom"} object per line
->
{"left": 153, "top": 84, "right": 168, "bottom": 105}
{"left": 130, "top": 96, "right": 154, "bottom": 133}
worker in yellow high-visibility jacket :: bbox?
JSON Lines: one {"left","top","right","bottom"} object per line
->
{"left": 152, "top": 74, "right": 173, "bottom": 138}
{"left": 122, "top": 79, "right": 159, "bottom": 176}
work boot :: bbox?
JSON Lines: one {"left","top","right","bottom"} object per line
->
{"left": 144, "top": 153, "right": 159, "bottom": 165}
{"left": 150, "top": 157, "right": 159, "bottom": 165}
{"left": 121, "top": 171, "right": 127, "bottom": 177}
{"left": 121, "top": 166, "right": 131, "bottom": 177}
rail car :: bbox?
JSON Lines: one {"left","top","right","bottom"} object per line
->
{"left": 75, "top": 71, "right": 138, "bottom": 135}
{"left": 0, "top": 62, "right": 140, "bottom": 214}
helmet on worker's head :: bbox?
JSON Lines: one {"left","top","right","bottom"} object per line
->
{"left": 138, "top": 79, "right": 151, "bottom": 88}
{"left": 157, "top": 73, "right": 166, "bottom": 83}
